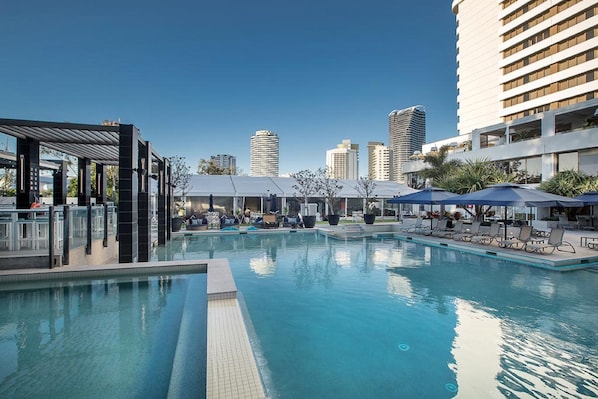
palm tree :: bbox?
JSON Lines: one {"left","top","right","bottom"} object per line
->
{"left": 439, "top": 159, "right": 512, "bottom": 220}
{"left": 539, "top": 169, "right": 591, "bottom": 197}
{"left": 539, "top": 170, "right": 598, "bottom": 220}
{"left": 418, "top": 145, "right": 462, "bottom": 187}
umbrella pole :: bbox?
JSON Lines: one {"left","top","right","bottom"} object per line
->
{"left": 504, "top": 206, "right": 508, "bottom": 240}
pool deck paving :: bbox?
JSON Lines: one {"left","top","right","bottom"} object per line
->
{"left": 384, "top": 221, "right": 598, "bottom": 271}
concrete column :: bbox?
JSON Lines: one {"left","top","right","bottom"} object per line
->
{"left": 118, "top": 124, "right": 139, "bottom": 263}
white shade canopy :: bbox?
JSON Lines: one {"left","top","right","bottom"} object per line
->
{"left": 185, "top": 175, "right": 417, "bottom": 198}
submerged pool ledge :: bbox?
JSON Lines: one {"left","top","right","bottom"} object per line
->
{"left": 0, "top": 259, "right": 268, "bottom": 399}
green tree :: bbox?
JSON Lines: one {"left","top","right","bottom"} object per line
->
{"left": 539, "top": 169, "right": 592, "bottom": 197}
{"left": 538, "top": 170, "right": 598, "bottom": 220}
{"left": 355, "top": 176, "right": 378, "bottom": 214}
{"left": 418, "top": 145, "right": 462, "bottom": 187}
{"left": 197, "top": 159, "right": 236, "bottom": 175}
{"left": 0, "top": 168, "right": 15, "bottom": 196}
{"left": 439, "top": 159, "right": 512, "bottom": 220}
{"left": 317, "top": 167, "right": 343, "bottom": 215}
{"left": 291, "top": 169, "right": 319, "bottom": 216}
{"left": 169, "top": 156, "right": 192, "bottom": 196}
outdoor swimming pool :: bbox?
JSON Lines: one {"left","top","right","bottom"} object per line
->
{"left": 0, "top": 272, "right": 207, "bottom": 399}
{"left": 156, "top": 232, "right": 598, "bottom": 398}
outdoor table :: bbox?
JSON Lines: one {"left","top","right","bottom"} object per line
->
{"left": 527, "top": 238, "right": 545, "bottom": 245}
{"left": 533, "top": 229, "right": 550, "bottom": 238}
{"left": 580, "top": 236, "right": 598, "bottom": 247}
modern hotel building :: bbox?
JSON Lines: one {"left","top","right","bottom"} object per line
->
{"left": 404, "top": 0, "right": 598, "bottom": 185}
{"left": 250, "top": 130, "right": 279, "bottom": 177}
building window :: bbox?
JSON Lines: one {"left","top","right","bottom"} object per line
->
{"left": 580, "top": 148, "right": 598, "bottom": 176}
{"left": 558, "top": 152, "right": 578, "bottom": 172}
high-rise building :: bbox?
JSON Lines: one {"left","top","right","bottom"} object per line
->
{"left": 250, "top": 130, "right": 279, "bottom": 177}
{"left": 367, "top": 141, "right": 384, "bottom": 180}
{"left": 404, "top": 1, "right": 598, "bottom": 187}
{"left": 367, "top": 142, "right": 391, "bottom": 181}
{"left": 454, "top": 0, "right": 598, "bottom": 135}
{"left": 326, "top": 139, "right": 359, "bottom": 179}
{"left": 210, "top": 154, "right": 236, "bottom": 174}
{"left": 388, "top": 106, "right": 426, "bottom": 183}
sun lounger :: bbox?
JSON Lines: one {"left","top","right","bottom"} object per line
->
{"left": 470, "top": 222, "right": 501, "bottom": 245}
{"left": 524, "top": 228, "right": 575, "bottom": 254}
{"left": 262, "top": 214, "right": 279, "bottom": 228}
{"left": 424, "top": 219, "right": 448, "bottom": 236}
{"left": 283, "top": 216, "right": 300, "bottom": 228}
{"left": 436, "top": 220, "right": 464, "bottom": 239}
{"left": 498, "top": 225, "right": 533, "bottom": 249}
{"left": 453, "top": 221, "right": 481, "bottom": 241}
{"left": 398, "top": 217, "right": 423, "bottom": 233}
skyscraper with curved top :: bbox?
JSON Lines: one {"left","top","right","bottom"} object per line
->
{"left": 389, "top": 106, "right": 426, "bottom": 183}
{"left": 250, "top": 130, "right": 279, "bottom": 176}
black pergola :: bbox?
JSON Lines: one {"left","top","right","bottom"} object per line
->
{"left": 0, "top": 118, "right": 173, "bottom": 263}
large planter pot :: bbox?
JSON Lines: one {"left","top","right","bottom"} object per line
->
{"left": 363, "top": 214, "right": 376, "bottom": 224}
{"left": 303, "top": 215, "right": 317, "bottom": 228}
{"left": 327, "top": 214, "right": 340, "bottom": 226}
{"left": 172, "top": 217, "right": 184, "bottom": 232}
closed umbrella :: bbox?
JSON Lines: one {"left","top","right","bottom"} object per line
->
{"left": 388, "top": 187, "right": 460, "bottom": 227}
{"left": 440, "top": 183, "right": 584, "bottom": 239}
{"left": 208, "top": 194, "right": 214, "bottom": 212}
{"left": 270, "top": 194, "right": 278, "bottom": 213}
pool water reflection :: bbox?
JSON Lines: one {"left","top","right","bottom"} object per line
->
{"left": 154, "top": 233, "right": 598, "bottom": 398}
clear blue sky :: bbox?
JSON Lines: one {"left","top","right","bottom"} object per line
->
{"left": 1, "top": 0, "right": 457, "bottom": 176}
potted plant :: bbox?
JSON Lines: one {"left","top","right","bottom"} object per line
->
{"left": 355, "top": 176, "right": 377, "bottom": 224}
{"left": 171, "top": 198, "right": 186, "bottom": 232}
{"left": 291, "top": 169, "right": 319, "bottom": 228}
{"left": 317, "top": 167, "right": 343, "bottom": 226}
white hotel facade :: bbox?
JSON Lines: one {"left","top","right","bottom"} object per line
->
{"left": 404, "top": 0, "right": 598, "bottom": 185}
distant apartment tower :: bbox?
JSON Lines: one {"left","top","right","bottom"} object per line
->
{"left": 367, "top": 142, "right": 391, "bottom": 181}
{"left": 210, "top": 154, "right": 236, "bottom": 174}
{"left": 250, "top": 130, "right": 279, "bottom": 176}
{"left": 326, "top": 139, "right": 359, "bottom": 179}
{"left": 389, "top": 106, "right": 425, "bottom": 183}
{"left": 453, "top": 0, "right": 598, "bottom": 135}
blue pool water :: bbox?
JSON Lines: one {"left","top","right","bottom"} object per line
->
{"left": 155, "top": 232, "right": 598, "bottom": 398}
{"left": 0, "top": 272, "right": 207, "bottom": 399}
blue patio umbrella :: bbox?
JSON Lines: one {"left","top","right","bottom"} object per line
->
{"left": 439, "top": 183, "right": 584, "bottom": 239}
{"left": 208, "top": 194, "right": 214, "bottom": 212}
{"left": 573, "top": 191, "right": 598, "bottom": 205}
{"left": 573, "top": 191, "right": 598, "bottom": 219}
{"left": 388, "top": 187, "right": 459, "bottom": 227}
